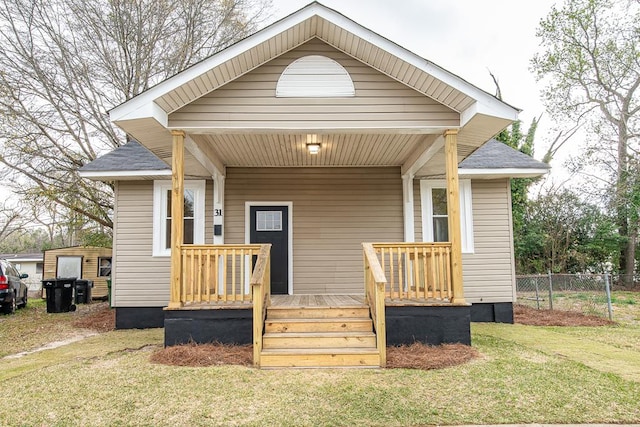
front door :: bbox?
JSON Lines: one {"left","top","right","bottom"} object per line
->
{"left": 249, "top": 205, "right": 289, "bottom": 295}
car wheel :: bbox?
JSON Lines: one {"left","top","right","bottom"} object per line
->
{"left": 3, "top": 294, "right": 16, "bottom": 314}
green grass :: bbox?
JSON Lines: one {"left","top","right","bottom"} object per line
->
{"left": 0, "top": 298, "right": 93, "bottom": 357}
{"left": 1, "top": 325, "right": 639, "bottom": 426}
{"left": 2, "top": 295, "right": 639, "bottom": 425}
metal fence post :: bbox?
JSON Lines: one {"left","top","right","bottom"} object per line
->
{"left": 604, "top": 273, "right": 613, "bottom": 321}
{"left": 534, "top": 277, "right": 540, "bottom": 310}
{"left": 548, "top": 270, "right": 553, "bottom": 310}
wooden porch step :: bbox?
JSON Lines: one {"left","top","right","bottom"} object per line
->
{"left": 260, "top": 348, "right": 380, "bottom": 368}
{"left": 263, "top": 331, "right": 376, "bottom": 349}
{"left": 266, "top": 306, "right": 370, "bottom": 319}
{"left": 265, "top": 317, "right": 373, "bottom": 333}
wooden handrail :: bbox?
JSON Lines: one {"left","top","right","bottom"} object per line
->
{"left": 371, "top": 242, "right": 456, "bottom": 303}
{"left": 363, "top": 242, "right": 387, "bottom": 367}
{"left": 251, "top": 244, "right": 271, "bottom": 368}
{"left": 171, "top": 244, "right": 265, "bottom": 306}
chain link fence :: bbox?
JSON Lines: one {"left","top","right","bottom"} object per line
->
{"left": 516, "top": 273, "right": 613, "bottom": 320}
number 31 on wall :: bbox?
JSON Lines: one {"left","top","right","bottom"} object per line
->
{"left": 214, "top": 209, "right": 223, "bottom": 216}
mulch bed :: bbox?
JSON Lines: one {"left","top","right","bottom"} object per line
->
{"left": 71, "top": 302, "right": 116, "bottom": 332}
{"left": 150, "top": 341, "right": 479, "bottom": 369}
{"left": 514, "top": 304, "right": 614, "bottom": 327}
{"left": 73, "top": 303, "right": 613, "bottom": 368}
{"left": 150, "top": 343, "right": 253, "bottom": 367}
{"left": 386, "top": 342, "right": 479, "bottom": 370}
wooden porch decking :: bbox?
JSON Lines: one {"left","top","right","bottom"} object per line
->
{"left": 169, "top": 294, "right": 461, "bottom": 310}
{"left": 270, "top": 294, "right": 364, "bottom": 307}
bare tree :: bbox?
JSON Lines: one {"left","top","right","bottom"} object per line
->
{"left": 532, "top": 0, "right": 640, "bottom": 285}
{"left": 0, "top": 201, "right": 26, "bottom": 243}
{"left": 0, "top": 0, "right": 272, "bottom": 229}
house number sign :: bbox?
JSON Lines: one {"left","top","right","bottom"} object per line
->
{"left": 214, "top": 209, "right": 223, "bottom": 216}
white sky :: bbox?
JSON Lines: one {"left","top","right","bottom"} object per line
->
{"left": 272, "top": 0, "right": 562, "bottom": 163}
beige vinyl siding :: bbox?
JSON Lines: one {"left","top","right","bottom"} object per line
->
{"left": 463, "top": 179, "right": 515, "bottom": 303}
{"left": 414, "top": 178, "right": 515, "bottom": 303}
{"left": 225, "top": 167, "right": 403, "bottom": 294}
{"left": 413, "top": 180, "right": 423, "bottom": 242}
{"left": 168, "top": 39, "right": 459, "bottom": 129}
{"left": 113, "top": 180, "right": 214, "bottom": 307}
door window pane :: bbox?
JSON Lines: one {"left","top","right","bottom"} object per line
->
{"left": 256, "top": 211, "right": 283, "bottom": 231}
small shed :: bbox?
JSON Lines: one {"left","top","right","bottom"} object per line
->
{"left": 43, "top": 246, "right": 112, "bottom": 298}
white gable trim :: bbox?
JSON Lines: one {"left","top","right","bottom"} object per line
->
{"left": 109, "top": 3, "right": 518, "bottom": 124}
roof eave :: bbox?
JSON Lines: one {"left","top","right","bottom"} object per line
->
{"left": 458, "top": 167, "right": 550, "bottom": 179}
{"left": 78, "top": 169, "right": 171, "bottom": 181}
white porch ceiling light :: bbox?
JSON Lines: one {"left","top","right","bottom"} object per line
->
{"left": 306, "top": 134, "right": 320, "bottom": 154}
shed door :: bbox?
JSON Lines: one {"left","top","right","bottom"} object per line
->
{"left": 249, "top": 206, "right": 289, "bottom": 295}
{"left": 57, "top": 256, "right": 82, "bottom": 279}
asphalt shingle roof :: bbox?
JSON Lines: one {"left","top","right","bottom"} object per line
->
{"left": 459, "top": 139, "right": 549, "bottom": 170}
{"left": 81, "top": 138, "right": 547, "bottom": 173}
{"left": 79, "top": 141, "right": 169, "bottom": 172}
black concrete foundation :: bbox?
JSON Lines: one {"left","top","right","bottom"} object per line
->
{"left": 115, "top": 307, "right": 165, "bottom": 329}
{"left": 164, "top": 309, "right": 252, "bottom": 346}
{"left": 470, "top": 302, "right": 514, "bottom": 323}
{"left": 385, "top": 305, "right": 471, "bottom": 346}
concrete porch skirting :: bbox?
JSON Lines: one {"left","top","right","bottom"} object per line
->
{"left": 164, "top": 308, "right": 253, "bottom": 346}
{"left": 385, "top": 305, "right": 471, "bottom": 346}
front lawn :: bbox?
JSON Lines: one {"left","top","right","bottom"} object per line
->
{"left": 1, "top": 293, "right": 639, "bottom": 425}
{"left": 1, "top": 324, "right": 639, "bottom": 426}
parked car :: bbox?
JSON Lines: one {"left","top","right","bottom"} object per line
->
{"left": 0, "top": 259, "right": 28, "bottom": 314}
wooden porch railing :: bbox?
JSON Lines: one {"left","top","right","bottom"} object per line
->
{"left": 371, "top": 243, "right": 454, "bottom": 302}
{"left": 362, "top": 243, "right": 387, "bottom": 367}
{"left": 176, "top": 244, "right": 266, "bottom": 304}
{"left": 251, "top": 244, "right": 271, "bottom": 368}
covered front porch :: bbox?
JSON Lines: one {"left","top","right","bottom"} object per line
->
{"left": 163, "top": 236, "right": 469, "bottom": 367}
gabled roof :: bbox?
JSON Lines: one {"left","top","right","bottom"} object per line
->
{"left": 110, "top": 2, "right": 518, "bottom": 131}
{"left": 458, "top": 139, "right": 549, "bottom": 179}
{"left": 78, "top": 141, "right": 170, "bottom": 180}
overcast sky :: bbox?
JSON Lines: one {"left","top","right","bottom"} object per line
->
{"left": 272, "top": 0, "right": 560, "bottom": 159}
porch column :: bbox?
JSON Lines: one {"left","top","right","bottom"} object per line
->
{"left": 402, "top": 174, "right": 415, "bottom": 242}
{"left": 444, "top": 129, "right": 465, "bottom": 304}
{"left": 168, "top": 130, "right": 185, "bottom": 309}
{"left": 213, "top": 172, "right": 225, "bottom": 244}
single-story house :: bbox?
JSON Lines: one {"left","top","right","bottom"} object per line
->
{"left": 43, "top": 246, "right": 112, "bottom": 298}
{"left": 79, "top": 2, "right": 548, "bottom": 368}
{"left": 0, "top": 252, "right": 43, "bottom": 292}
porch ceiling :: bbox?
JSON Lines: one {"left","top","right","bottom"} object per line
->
{"left": 194, "top": 133, "right": 433, "bottom": 168}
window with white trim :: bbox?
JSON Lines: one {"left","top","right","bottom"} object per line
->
{"left": 420, "top": 180, "right": 474, "bottom": 253}
{"left": 153, "top": 180, "right": 205, "bottom": 256}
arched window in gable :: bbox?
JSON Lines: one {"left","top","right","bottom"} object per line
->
{"left": 276, "top": 55, "right": 355, "bottom": 97}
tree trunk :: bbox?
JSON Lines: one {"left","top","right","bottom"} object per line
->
{"left": 616, "top": 114, "right": 638, "bottom": 288}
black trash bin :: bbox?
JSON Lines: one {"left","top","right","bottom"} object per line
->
{"left": 74, "top": 279, "right": 93, "bottom": 304}
{"left": 42, "top": 278, "right": 77, "bottom": 313}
